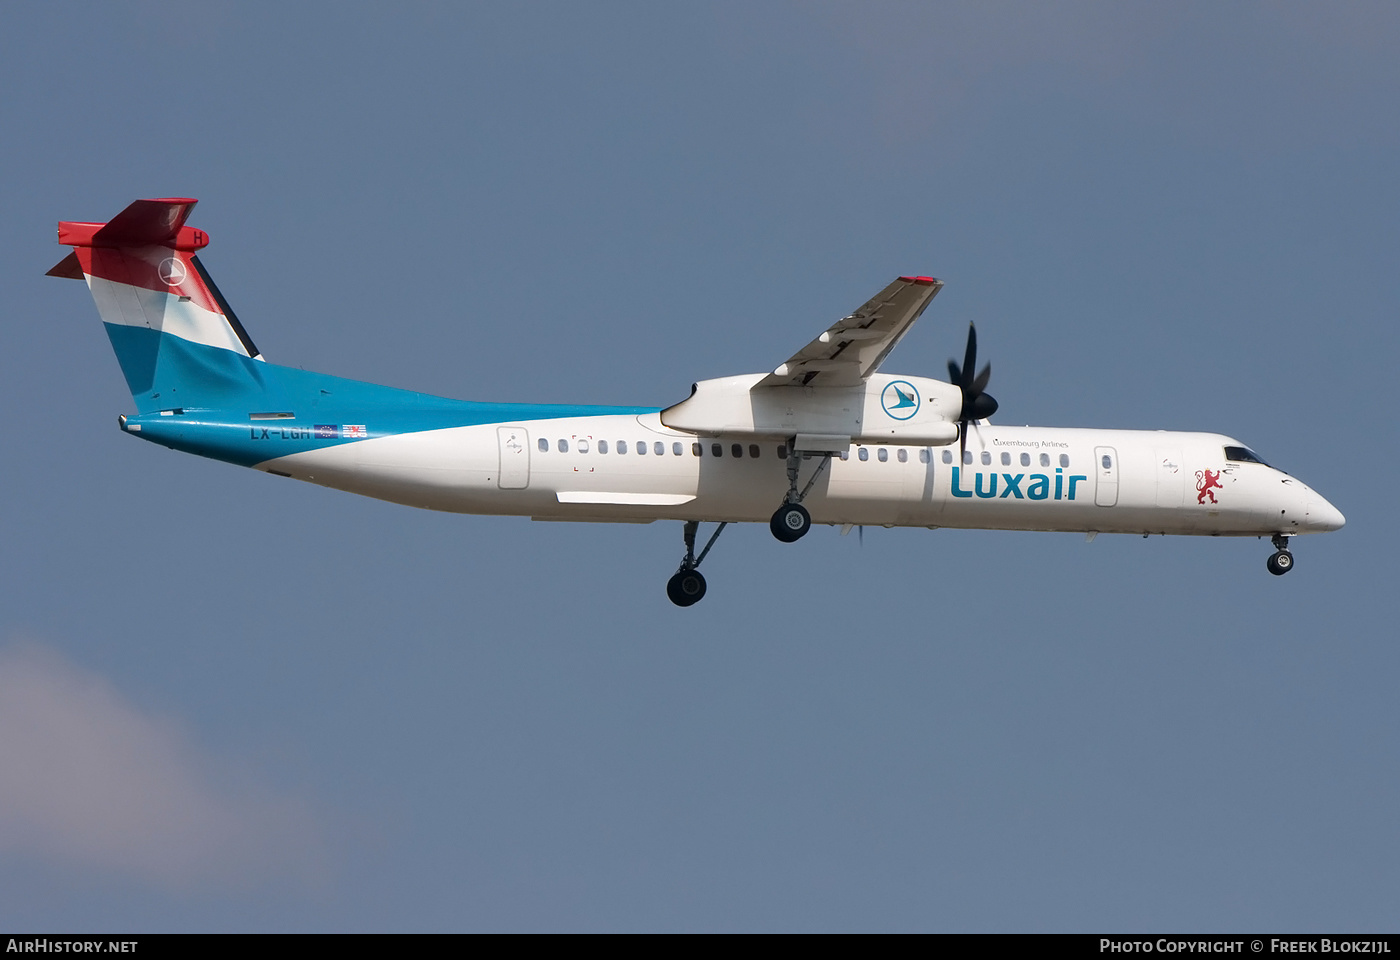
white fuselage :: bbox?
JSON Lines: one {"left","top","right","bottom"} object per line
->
{"left": 260, "top": 413, "right": 1343, "bottom": 539}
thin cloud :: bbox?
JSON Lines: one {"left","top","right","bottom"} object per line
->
{"left": 0, "top": 642, "right": 328, "bottom": 889}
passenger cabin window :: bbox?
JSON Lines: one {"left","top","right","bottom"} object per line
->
{"left": 1021, "top": 452, "right": 1030, "bottom": 467}
{"left": 981, "top": 451, "right": 991, "bottom": 465}
{"left": 598, "top": 440, "right": 609, "bottom": 454}
{"left": 777, "top": 445, "right": 787, "bottom": 458}
{"left": 858, "top": 448, "right": 869, "bottom": 462}
{"left": 1059, "top": 454, "right": 1069, "bottom": 468}
{"left": 692, "top": 442, "right": 702, "bottom": 456}
{"left": 654, "top": 442, "right": 664, "bottom": 456}
{"left": 963, "top": 451, "right": 973, "bottom": 465}
{"left": 712, "top": 443, "right": 723, "bottom": 458}
{"left": 638, "top": 441, "right": 647, "bottom": 455}
{"left": 1224, "top": 446, "right": 1269, "bottom": 466}
{"left": 920, "top": 448, "right": 931, "bottom": 464}
{"left": 538, "top": 438, "right": 548, "bottom": 452}
{"left": 558, "top": 439, "right": 569, "bottom": 453}
{"left": 878, "top": 448, "right": 888, "bottom": 462}
{"left": 674, "top": 442, "right": 684, "bottom": 456}
{"left": 732, "top": 444, "right": 743, "bottom": 458}
{"left": 577, "top": 439, "right": 589, "bottom": 453}
{"left": 1102, "top": 454, "right": 1112, "bottom": 470}
{"left": 897, "top": 449, "right": 908, "bottom": 463}
{"left": 1039, "top": 453, "right": 1050, "bottom": 467}
{"left": 617, "top": 440, "right": 628, "bottom": 454}
{"left": 942, "top": 450, "right": 953, "bottom": 464}
{"left": 1001, "top": 452, "right": 1011, "bottom": 466}
{"left": 749, "top": 444, "right": 760, "bottom": 459}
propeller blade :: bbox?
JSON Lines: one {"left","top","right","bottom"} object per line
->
{"left": 951, "top": 323, "right": 997, "bottom": 445}
{"left": 961, "top": 325, "right": 978, "bottom": 389}
{"left": 972, "top": 362, "right": 992, "bottom": 396}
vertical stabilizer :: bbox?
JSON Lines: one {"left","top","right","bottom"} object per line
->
{"left": 49, "top": 198, "right": 270, "bottom": 413}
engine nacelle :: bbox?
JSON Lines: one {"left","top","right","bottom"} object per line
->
{"left": 661, "top": 373, "right": 962, "bottom": 446}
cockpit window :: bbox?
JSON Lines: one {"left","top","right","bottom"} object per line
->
{"left": 1224, "top": 446, "right": 1270, "bottom": 466}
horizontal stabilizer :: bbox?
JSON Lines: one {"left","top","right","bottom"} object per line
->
{"left": 96, "top": 198, "right": 197, "bottom": 245}
{"left": 58, "top": 198, "right": 208, "bottom": 252}
{"left": 46, "top": 251, "right": 84, "bottom": 279}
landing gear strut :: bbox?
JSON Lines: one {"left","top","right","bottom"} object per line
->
{"left": 667, "top": 519, "right": 728, "bottom": 607}
{"left": 1267, "top": 533, "right": 1294, "bottom": 576}
{"left": 769, "top": 443, "right": 830, "bottom": 543}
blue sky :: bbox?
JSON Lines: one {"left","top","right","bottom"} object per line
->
{"left": 1, "top": 2, "right": 1396, "bottom": 931}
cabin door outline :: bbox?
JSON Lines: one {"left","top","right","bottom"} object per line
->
{"left": 497, "top": 426, "right": 530, "bottom": 489}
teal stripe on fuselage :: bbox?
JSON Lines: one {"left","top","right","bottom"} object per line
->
{"left": 110, "top": 327, "right": 657, "bottom": 467}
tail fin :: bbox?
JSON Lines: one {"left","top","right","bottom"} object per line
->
{"left": 49, "top": 198, "right": 269, "bottom": 413}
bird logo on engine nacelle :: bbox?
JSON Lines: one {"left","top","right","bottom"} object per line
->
{"left": 881, "top": 380, "right": 920, "bottom": 420}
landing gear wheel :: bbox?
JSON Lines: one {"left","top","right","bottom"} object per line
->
{"left": 667, "top": 569, "right": 707, "bottom": 606}
{"left": 1266, "top": 550, "right": 1294, "bottom": 576}
{"left": 770, "top": 503, "right": 811, "bottom": 543}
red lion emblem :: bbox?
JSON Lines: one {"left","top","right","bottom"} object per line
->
{"left": 1195, "top": 469, "right": 1223, "bottom": 504}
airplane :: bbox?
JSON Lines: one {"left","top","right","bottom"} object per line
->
{"left": 48, "top": 198, "right": 1345, "bottom": 606}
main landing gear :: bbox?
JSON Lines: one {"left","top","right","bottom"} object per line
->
{"left": 769, "top": 444, "right": 831, "bottom": 543}
{"left": 666, "top": 443, "right": 833, "bottom": 606}
{"left": 1266, "top": 533, "right": 1294, "bottom": 576}
{"left": 667, "top": 519, "right": 729, "bottom": 607}
{"left": 770, "top": 503, "right": 810, "bottom": 542}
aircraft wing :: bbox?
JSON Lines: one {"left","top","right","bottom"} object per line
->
{"left": 756, "top": 276, "right": 943, "bottom": 388}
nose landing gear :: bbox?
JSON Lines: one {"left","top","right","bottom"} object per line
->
{"left": 667, "top": 519, "right": 729, "bottom": 607}
{"left": 1267, "top": 533, "right": 1294, "bottom": 576}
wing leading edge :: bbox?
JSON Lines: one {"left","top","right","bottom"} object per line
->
{"left": 756, "top": 276, "right": 943, "bottom": 388}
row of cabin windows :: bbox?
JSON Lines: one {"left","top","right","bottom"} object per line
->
{"left": 940, "top": 449, "right": 1072, "bottom": 468}
{"left": 538, "top": 438, "right": 1074, "bottom": 468}
{"left": 856, "top": 447, "right": 928, "bottom": 463}
{"left": 540, "top": 438, "right": 767, "bottom": 458}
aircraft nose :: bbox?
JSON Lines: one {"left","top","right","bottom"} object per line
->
{"left": 1307, "top": 497, "right": 1346, "bottom": 532}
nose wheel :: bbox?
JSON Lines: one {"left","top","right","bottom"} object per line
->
{"left": 1267, "top": 534, "right": 1294, "bottom": 576}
